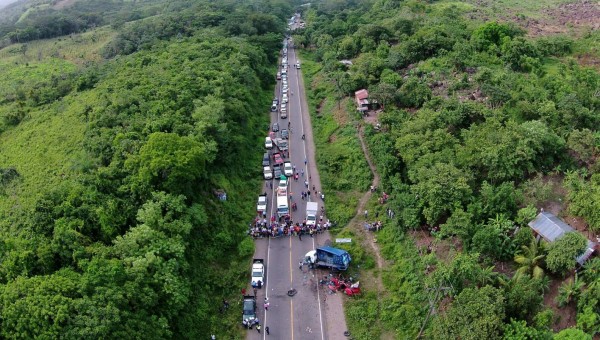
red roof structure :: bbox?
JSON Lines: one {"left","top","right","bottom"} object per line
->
{"left": 355, "top": 89, "right": 369, "bottom": 111}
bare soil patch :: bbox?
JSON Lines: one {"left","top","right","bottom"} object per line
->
{"left": 409, "top": 230, "right": 459, "bottom": 264}
{"left": 53, "top": 0, "right": 77, "bottom": 9}
{"left": 576, "top": 53, "right": 600, "bottom": 70}
{"left": 525, "top": 0, "right": 600, "bottom": 36}
{"left": 331, "top": 98, "right": 350, "bottom": 125}
{"left": 544, "top": 276, "right": 577, "bottom": 331}
{"left": 362, "top": 109, "right": 382, "bottom": 125}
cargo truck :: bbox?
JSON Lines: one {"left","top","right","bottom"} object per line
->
{"left": 304, "top": 246, "right": 351, "bottom": 271}
{"left": 306, "top": 201, "right": 318, "bottom": 226}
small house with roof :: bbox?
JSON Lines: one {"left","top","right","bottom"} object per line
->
{"left": 355, "top": 89, "right": 369, "bottom": 112}
{"left": 528, "top": 212, "right": 597, "bottom": 266}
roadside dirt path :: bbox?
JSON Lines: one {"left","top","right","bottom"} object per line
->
{"left": 346, "top": 124, "right": 385, "bottom": 291}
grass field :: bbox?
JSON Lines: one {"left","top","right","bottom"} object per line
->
{"left": 446, "top": 0, "right": 576, "bottom": 19}
{"left": 0, "top": 25, "right": 117, "bottom": 215}
{"left": 0, "top": 26, "right": 116, "bottom": 65}
{"left": 0, "top": 91, "right": 88, "bottom": 215}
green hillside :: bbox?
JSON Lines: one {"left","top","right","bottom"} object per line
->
{"left": 293, "top": 0, "right": 600, "bottom": 339}
{"left": 0, "top": 0, "right": 290, "bottom": 338}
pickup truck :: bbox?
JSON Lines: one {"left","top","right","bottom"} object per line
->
{"left": 251, "top": 259, "right": 265, "bottom": 287}
{"left": 274, "top": 138, "right": 288, "bottom": 152}
{"left": 242, "top": 295, "right": 257, "bottom": 324}
{"left": 257, "top": 195, "right": 267, "bottom": 215}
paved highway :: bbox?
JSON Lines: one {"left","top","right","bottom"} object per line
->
{"left": 246, "top": 32, "right": 348, "bottom": 340}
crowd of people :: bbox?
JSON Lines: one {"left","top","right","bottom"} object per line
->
{"left": 247, "top": 215, "right": 333, "bottom": 239}
{"left": 364, "top": 220, "right": 384, "bottom": 232}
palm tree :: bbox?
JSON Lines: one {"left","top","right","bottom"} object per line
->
{"left": 557, "top": 274, "right": 584, "bottom": 307}
{"left": 514, "top": 238, "right": 545, "bottom": 279}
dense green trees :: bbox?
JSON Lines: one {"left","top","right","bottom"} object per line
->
{"left": 432, "top": 285, "right": 505, "bottom": 340}
{"left": 0, "top": 0, "right": 286, "bottom": 338}
{"left": 546, "top": 232, "right": 588, "bottom": 275}
{"left": 297, "top": 0, "right": 599, "bottom": 338}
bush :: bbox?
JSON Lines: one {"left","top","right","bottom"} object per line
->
{"left": 546, "top": 232, "right": 587, "bottom": 275}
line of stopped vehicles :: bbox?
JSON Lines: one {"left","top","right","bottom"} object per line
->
{"left": 243, "top": 33, "right": 356, "bottom": 328}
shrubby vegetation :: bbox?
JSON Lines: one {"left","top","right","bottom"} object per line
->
{"left": 0, "top": 0, "right": 290, "bottom": 338}
{"left": 295, "top": 0, "right": 600, "bottom": 338}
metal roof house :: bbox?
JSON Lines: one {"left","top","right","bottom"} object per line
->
{"left": 355, "top": 89, "right": 369, "bottom": 112}
{"left": 528, "top": 212, "right": 597, "bottom": 266}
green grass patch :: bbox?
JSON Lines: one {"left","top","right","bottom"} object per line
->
{"left": 0, "top": 57, "right": 76, "bottom": 101}
{"left": 300, "top": 51, "right": 372, "bottom": 225}
{"left": 432, "top": 1, "right": 475, "bottom": 13}
{"left": 0, "top": 26, "right": 116, "bottom": 65}
{"left": 0, "top": 92, "right": 88, "bottom": 214}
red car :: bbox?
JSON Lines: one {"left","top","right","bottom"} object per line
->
{"left": 273, "top": 153, "right": 284, "bottom": 166}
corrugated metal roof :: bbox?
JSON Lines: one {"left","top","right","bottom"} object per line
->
{"left": 529, "top": 212, "right": 597, "bottom": 265}
{"left": 576, "top": 240, "right": 596, "bottom": 265}
{"left": 528, "top": 212, "right": 574, "bottom": 242}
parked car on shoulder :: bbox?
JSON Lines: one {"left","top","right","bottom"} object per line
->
{"left": 257, "top": 196, "right": 267, "bottom": 215}
{"left": 263, "top": 166, "right": 273, "bottom": 180}
{"left": 265, "top": 137, "right": 273, "bottom": 149}
{"left": 262, "top": 152, "right": 270, "bottom": 166}
{"left": 272, "top": 122, "right": 279, "bottom": 132}
{"left": 242, "top": 296, "right": 257, "bottom": 324}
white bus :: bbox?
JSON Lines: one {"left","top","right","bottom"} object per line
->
{"left": 277, "top": 194, "right": 289, "bottom": 218}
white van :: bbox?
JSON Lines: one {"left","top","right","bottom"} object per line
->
{"left": 265, "top": 137, "right": 273, "bottom": 149}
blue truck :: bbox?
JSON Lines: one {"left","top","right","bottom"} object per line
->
{"left": 304, "top": 246, "right": 351, "bottom": 271}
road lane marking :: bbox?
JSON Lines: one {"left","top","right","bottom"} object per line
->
{"left": 294, "top": 46, "right": 325, "bottom": 340}
{"left": 263, "top": 235, "right": 271, "bottom": 340}
{"left": 290, "top": 235, "right": 294, "bottom": 340}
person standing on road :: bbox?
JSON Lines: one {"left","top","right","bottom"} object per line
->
{"left": 301, "top": 169, "right": 304, "bottom": 177}
{"left": 256, "top": 324, "right": 261, "bottom": 333}
{"left": 304, "top": 158, "right": 308, "bottom": 165}
{"left": 266, "top": 326, "right": 270, "bottom": 335}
